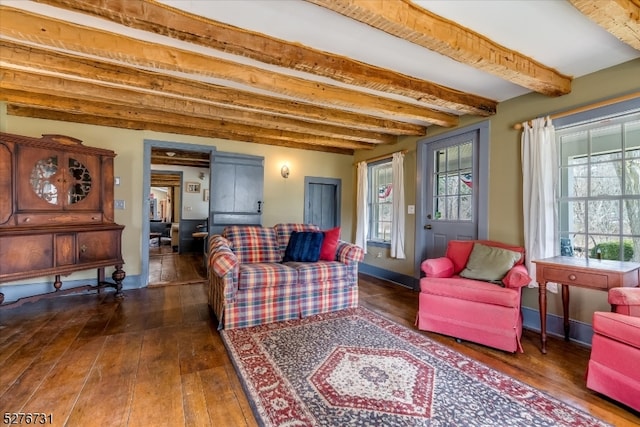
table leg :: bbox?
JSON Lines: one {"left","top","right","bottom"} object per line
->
{"left": 562, "top": 284, "right": 570, "bottom": 341}
{"left": 539, "top": 281, "right": 547, "bottom": 354}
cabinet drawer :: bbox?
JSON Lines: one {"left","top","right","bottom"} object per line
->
{"left": 542, "top": 267, "right": 609, "bottom": 289}
{"left": 16, "top": 212, "right": 103, "bottom": 226}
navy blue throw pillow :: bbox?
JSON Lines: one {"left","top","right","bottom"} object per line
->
{"left": 283, "top": 231, "right": 324, "bottom": 262}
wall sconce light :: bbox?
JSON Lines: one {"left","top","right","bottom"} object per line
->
{"left": 281, "top": 164, "right": 290, "bottom": 179}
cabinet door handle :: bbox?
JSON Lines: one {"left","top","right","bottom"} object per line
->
{"left": 80, "top": 244, "right": 87, "bottom": 253}
{"left": 23, "top": 217, "right": 31, "bottom": 223}
{"left": 257, "top": 200, "right": 263, "bottom": 213}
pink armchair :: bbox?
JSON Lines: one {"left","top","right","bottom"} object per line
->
{"left": 416, "top": 240, "right": 531, "bottom": 353}
{"left": 586, "top": 287, "right": 640, "bottom": 411}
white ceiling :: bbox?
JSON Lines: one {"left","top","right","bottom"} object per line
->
{"left": 1, "top": 0, "right": 639, "bottom": 153}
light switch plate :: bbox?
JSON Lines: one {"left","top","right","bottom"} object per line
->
{"left": 115, "top": 199, "right": 125, "bottom": 210}
{"left": 407, "top": 205, "right": 415, "bottom": 214}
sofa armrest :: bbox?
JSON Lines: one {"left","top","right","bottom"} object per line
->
{"left": 336, "top": 241, "right": 364, "bottom": 264}
{"left": 421, "top": 257, "right": 454, "bottom": 278}
{"left": 502, "top": 264, "right": 532, "bottom": 288}
{"left": 609, "top": 287, "right": 640, "bottom": 317}
{"left": 209, "top": 246, "right": 238, "bottom": 278}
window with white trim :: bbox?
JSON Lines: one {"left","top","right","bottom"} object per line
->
{"left": 558, "top": 109, "right": 640, "bottom": 262}
{"left": 368, "top": 160, "right": 393, "bottom": 243}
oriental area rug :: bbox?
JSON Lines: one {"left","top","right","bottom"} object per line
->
{"left": 220, "top": 307, "right": 609, "bottom": 427}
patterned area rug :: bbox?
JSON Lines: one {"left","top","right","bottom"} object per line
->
{"left": 221, "top": 307, "right": 609, "bottom": 427}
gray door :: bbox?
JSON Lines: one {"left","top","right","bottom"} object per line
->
{"left": 210, "top": 152, "right": 264, "bottom": 235}
{"left": 423, "top": 130, "right": 479, "bottom": 258}
{"left": 305, "top": 177, "right": 341, "bottom": 229}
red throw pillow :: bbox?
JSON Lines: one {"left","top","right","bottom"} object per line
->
{"left": 320, "top": 227, "right": 340, "bottom": 261}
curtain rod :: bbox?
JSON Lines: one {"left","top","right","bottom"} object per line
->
{"left": 353, "top": 149, "right": 408, "bottom": 165}
{"left": 513, "top": 91, "right": 640, "bottom": 130}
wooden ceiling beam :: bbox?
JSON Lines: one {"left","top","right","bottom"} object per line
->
{"left": 0, "top": 68, "right": 387, "bottom": 147}
{"left": 34, "top": 0, "right": 497, "bottom": 116}
{"left": 307, "top": 0, "right": 573, "bottom": 97}
{"left": 0, "top": 40, "right": 425, "bottom": 137}
{"left": 1, "top": 91, "right": 370, "bottom": 153}
{"left": 0, "top": 6, "right": 458, "bottom": 127}
{"left": 568, "top": 0, "right": 640, "bottom": 50}
{"left": 7, "top": 103, "right": 355, "bottom": 155}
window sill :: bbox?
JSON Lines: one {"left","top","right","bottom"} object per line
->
{"left": 368, "top": 240, "right": 391, "bottom": 248}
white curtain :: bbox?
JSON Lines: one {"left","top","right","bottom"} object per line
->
{"left": 391, "top": 152, "right": 406, "bottom": 259}
{"left": 521, "top": 117, "right": 558, "bottom": 293}
{"left": 355, "top": 161, "right": 368, "bottom": 253}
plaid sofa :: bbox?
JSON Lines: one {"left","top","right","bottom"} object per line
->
{"left": 207, "top": 223, "right": 364, "bottom": 329}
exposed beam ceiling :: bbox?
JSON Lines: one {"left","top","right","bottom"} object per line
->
{"left": 568, "top": 0, "right": 640, "bottom": 50}
{"left": 307, "top": 0, "right": 572, "bottom": 96}
{"left": 0, "top": 0, "right": 638, "bottom": 155}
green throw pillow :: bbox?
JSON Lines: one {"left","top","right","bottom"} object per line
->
{"left": 460, "top": 243, "right": 522, "bottom": 282}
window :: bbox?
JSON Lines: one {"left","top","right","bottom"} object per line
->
{"left": 558, "top": 110, "right": 640, "bottom": 262}
{"left": 433, "top": 142, "right": 474, "bottom": 222}
{"left": 368, "top": 160, "right": 393, "bottom": 243}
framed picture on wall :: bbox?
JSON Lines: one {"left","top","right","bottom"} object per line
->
{"left": 185, "top": 182, "right": 201, "bottom": 193}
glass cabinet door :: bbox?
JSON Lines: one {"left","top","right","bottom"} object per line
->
{"left": 18, "top": 147, "right": 101, "bottom": 211}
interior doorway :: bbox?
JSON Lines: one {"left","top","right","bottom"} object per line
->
{"left": 142, "top": 139, "right": 215, "bottom": 287}
{"left": 150, "top": 170, "right": 181, "bottom": 253}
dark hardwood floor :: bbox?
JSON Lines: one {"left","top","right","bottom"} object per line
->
{"left": 1, "top": 255, "right": 639, "bottom": 426}
{"left": 148, "top": 245, "right": 207, "bottom": 286}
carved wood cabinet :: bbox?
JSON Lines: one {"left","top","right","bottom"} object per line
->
{"left": 0, "top": 132, "right": 125, "bottom": 305}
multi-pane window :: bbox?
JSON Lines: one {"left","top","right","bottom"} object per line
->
{"left": 368, "top": 161, "right": 393, "bottom": 242}
{"left": 558, "top": 111, "right": 640, "bottom": 262}
{"left": 433, "top": 142, "right": 474, "bottom": 221}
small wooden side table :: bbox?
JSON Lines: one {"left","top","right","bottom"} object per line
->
{"left": 533, "top": 256, "right": 640, "bottom": 354}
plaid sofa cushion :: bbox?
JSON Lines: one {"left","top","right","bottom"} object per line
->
{"left": 223, "top": 226, "right": 281, "bottom": 264}
{"left": 238, "top": 263, "right": 298, "bottom": 290}
{"left": 274, "top": 223, "right": 320, "bottom": 256}
{"left": 284, "top": 261, "right": 349, "bottom": 284}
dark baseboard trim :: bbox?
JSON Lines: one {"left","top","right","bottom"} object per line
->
{"left": 359, "top": 263, "right": 418, "bottom": 290}
{"left": 522, "top": 306, "right": 593, "bottom": 347}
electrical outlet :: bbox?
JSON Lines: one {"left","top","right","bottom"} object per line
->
{"left": 114, "top": 199, "right": 125, "bottom": 210}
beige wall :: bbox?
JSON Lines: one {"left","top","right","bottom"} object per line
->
{"left": 354, "top": 58, "right": 640, "bottom": 323}
{"left": 0, "top": 113, "right": 355, "bottom": 289}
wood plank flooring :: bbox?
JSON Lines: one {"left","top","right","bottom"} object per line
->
{"left": 1, "top": 258, "right": 639, "bottom": 426}
{"left": 148, "top": 245, "right": 207, "bottom": 286}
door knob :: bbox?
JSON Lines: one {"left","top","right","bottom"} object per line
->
{"left": 424, "top": 224, "right": 432, "bottom": 230}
